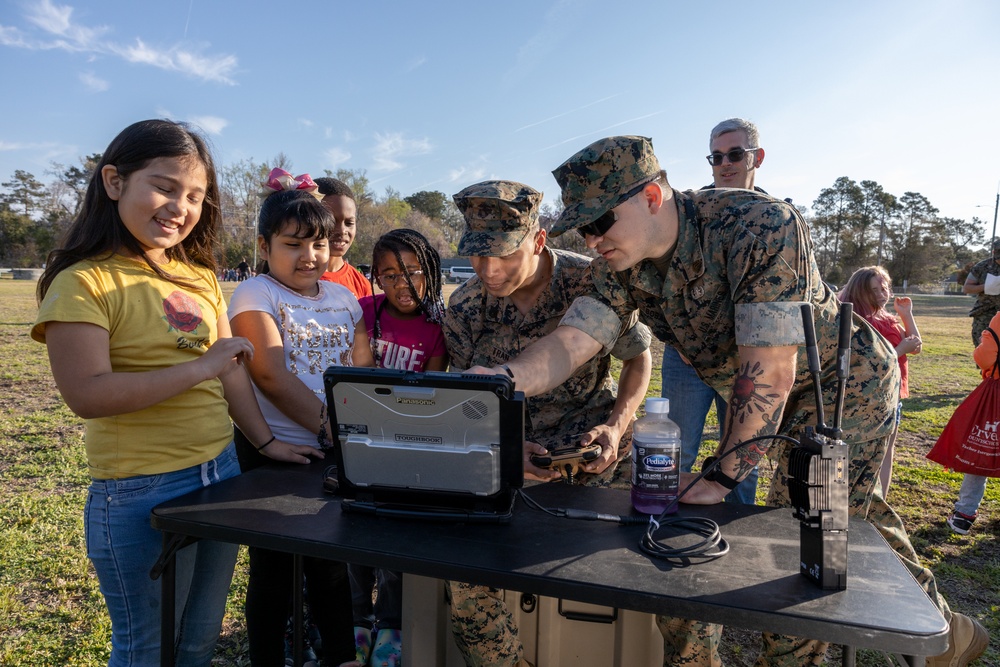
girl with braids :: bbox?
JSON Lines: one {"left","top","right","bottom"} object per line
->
{"left": 345, "top": 229, "right": 446, "bottom": 667}
{"left": 360, "top": 227, "right": 448, "bottom": 372}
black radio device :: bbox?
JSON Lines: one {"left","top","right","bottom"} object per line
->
{"left": 788, "top": 303, "right": 853, "bottom": 590}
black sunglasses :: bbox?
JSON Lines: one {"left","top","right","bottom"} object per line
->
{"left": 577, "top": 180, "right": 653, "bottom": 238}
{"left": 706, "top": 147, "right": 760, "bottom": 167}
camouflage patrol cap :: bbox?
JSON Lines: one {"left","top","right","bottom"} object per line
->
{"left": 550, "top": 135, "right": 661, "bottom": 237}
{"left": 454, "top": 180, "right": 543, "bottom": 257}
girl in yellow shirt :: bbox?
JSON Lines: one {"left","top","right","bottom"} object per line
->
{"left": 32, "top": 119, "right": 322, "bottom": 667}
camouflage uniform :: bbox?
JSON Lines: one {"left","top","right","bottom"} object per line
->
{"left": 966, "top": 255, "right": 1000, "bottom": 345}
{"left": 446, "top": 245, "right": 647, "bottom": 466}
{"left": 445, "top": 180, "right": 651, "bottom": 667}
{"left": 551, "top": 136, "right": 951, "bottom": 666}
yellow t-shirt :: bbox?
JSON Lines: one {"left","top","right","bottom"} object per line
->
{"left": 32, "top": 255, "right": 233, "bottom": 479}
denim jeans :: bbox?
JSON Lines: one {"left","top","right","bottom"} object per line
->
{"left": 85, "top": 442, "right": 241, "bottom": 667}
{"left": 954, "top": 473, "right": 989, "bottom": 516}
{"left": 661, "top": 347, "right": 759, "bottom": 505}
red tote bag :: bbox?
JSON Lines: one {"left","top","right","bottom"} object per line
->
{"left": 926, "top": 329, "right": 1000, "bottom": 477}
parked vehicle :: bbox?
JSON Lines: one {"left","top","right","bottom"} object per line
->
{"left": 448, "top": 266, "right": 477, "bottom": 283}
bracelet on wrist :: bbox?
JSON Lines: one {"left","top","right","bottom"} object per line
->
{"left": 702, "top": 456, "right": 741, "bottom": 490}
{"left": 317, "top": 404, "right": 331, "bottom": 449}
{"left": 500, "top": 364, "right": 515, "bottom": 380}
{"left": 256, "top": 435, "right": 276, "bottom": 451}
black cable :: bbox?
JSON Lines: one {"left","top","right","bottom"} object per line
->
{"left": 638, "top": 434, "right": 800, "bottom": 562}
{"left": 515, "top": 488, "right": 647, "bottom": 524}
{"left": 517, "top": 434, "right": 803, "bottom": 562}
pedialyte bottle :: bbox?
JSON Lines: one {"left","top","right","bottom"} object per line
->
{"left": 631, "top": 397, "right": 681, "bottom": 514}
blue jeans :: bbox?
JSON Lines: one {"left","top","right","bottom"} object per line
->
{"left": 85, "top": 443, "right": 241, "bottom": 667}
{"left": 661, "top": 347, "right": 759, "bottom": 504}
{"left": 954, "top": 473, "right": 989, "bottom": 516}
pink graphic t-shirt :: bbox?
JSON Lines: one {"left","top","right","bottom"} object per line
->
{"left": 359, "top": 294, "right": 446, "bottom": 371}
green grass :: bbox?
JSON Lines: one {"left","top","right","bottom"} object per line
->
{"left": 1, "top": 284, "right": 996, "bottom": 666}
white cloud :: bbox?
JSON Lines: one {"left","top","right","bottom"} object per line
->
{"left": 323, "top": 147, "right": 352, "bottom": 169}
{"left": 24, "top": 0, "right": 108, "bottom": 48}
{"left": 298, "top": 118, "right": 314, "bottom": 128}
{"left": 79, "top": 70, "right": 108, "bottom": 92}
{"left": 371, "top": 132, "right": 432, "bottom": 172}
{"left": 116, "top": 39, "right": 237, "bottom": 84}
{"left": 188, "top": 116, "right": 228, "bottom": 135}
{"left": 0, "top": 25, "right": 32, "bottom": 48}
{"left": 2, "top": 0, "right": 238, "bottom": 84}
{"left": 403, "top": 56, "right": 426, "bottom": 73}
{"left": 448, "top": 165, "right": 487, "bottom": 183}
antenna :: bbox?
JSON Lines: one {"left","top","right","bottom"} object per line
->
{"left": 800, "top": 303, "right": 826, "bottom": 429}
{"left": 832, "top": 303, "right": 853, "bottom": 437}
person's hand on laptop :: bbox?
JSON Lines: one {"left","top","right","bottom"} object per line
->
{"left": 259, "top": 438, "right": 325, "bottom": 464}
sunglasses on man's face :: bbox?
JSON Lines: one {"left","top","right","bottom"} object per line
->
{"left": 576, "top": 180, "right": 653, "bottom": 238}
{"left": 706, "top": 147, "right": 760, "bottom": 167}
{"left": 577, "top": 209, "right": 617, "bottom": 239}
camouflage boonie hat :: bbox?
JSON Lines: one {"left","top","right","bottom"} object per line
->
{"left": 454, "top": 180, "right": 543, "bottom": 257}
{"left": 550, "top": 135, "right": 661, "bottom": 237}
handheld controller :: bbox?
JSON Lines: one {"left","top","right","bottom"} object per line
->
{"left": 788, "top": 303, "right": 852, "bottom": 590}
{"left": 530, "top": 443, "right": 602, "bottom": 484}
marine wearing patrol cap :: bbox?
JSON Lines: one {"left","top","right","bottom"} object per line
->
{"left": 453, "top": 180, "right": 543, "bottom": 257}
{"left": 550, "top": 135, "right": 662, "bottom": 237}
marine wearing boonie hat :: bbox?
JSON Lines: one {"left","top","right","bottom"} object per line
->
{"left": 453, "top": 180, "right": 543, "bottom": 257}
{"left": 550, "top": 135, "right": 662, "bottom": 237}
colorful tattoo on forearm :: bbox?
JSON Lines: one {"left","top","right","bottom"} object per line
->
{"left": 722, "top": 361, "right": 786, "bottom": 479}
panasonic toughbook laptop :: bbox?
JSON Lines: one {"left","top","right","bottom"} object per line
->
{"left": 323, "top": 367, "right": 525, "bottom": 522}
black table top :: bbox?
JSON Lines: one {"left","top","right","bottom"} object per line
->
{"left": 151, "top": 460, "right": 948, "bottom": 656}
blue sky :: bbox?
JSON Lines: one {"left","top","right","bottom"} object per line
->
{"left": 2, "top": 0, "right": 999, "bottom": 234}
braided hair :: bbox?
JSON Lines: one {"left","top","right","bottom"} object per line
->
{"left": 369, "top": 229, "right": 445, "bottom": 364}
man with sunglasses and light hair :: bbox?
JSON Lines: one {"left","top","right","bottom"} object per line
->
{"left": 443, "top": 179, "right": 652, "bottom": 666}
{"left": 467, "top": 137, "right": 988, "bottom": 666}
{"left": 661, "top": 118, "right": 769, "bottom": 508}
{"left": 707, "top": 117, "right": 764, "bottom": 189}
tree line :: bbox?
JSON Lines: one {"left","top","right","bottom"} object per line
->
{"left": 0, "top": 156, "right": 989, "bottom": 287}
{"left": 807, "top": 176, "right": 986, "bottom": 287}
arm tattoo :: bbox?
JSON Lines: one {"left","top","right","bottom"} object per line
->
{"left": 730, "top": 360, "right": 782, "bottom": 424}
{"left": 720, "top": 359, "right": 787, "bottom": 480}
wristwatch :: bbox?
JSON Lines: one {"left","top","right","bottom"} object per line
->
{"left": 702, "top": 456, "right": 741, "bottom": 490}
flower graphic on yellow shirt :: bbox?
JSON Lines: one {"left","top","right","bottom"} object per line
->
{"left": 162, "top": 291, "right": 203, "bottom": 333}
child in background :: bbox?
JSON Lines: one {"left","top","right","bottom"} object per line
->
{"left": 316, "top": 177, "right": 372, "bottom": 299}
{"left": 31, "top": 120, "right": 320, "bottom": 666}
{"left": 229, "top": 169, "right": 376, "bottom": 666}
{"left": 345, "top": 229, "right": 447, "bottom": 667}
{"left": 839, "top": 266, "right": 922, "bottom": 497}
{"left": 947, "top": 309, "right": 1000, "bottom": 535}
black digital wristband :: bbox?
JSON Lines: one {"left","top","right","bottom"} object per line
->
{"left": 702, "top": 456, "right": 741, "bottom": 490}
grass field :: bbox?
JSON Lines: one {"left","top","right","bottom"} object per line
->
{"left": 1, "top": 281, "right": 996, "bottom": 666}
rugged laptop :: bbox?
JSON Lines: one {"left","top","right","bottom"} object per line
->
{"left": 323, "top": 367, "right": 524, "bottom": 522}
